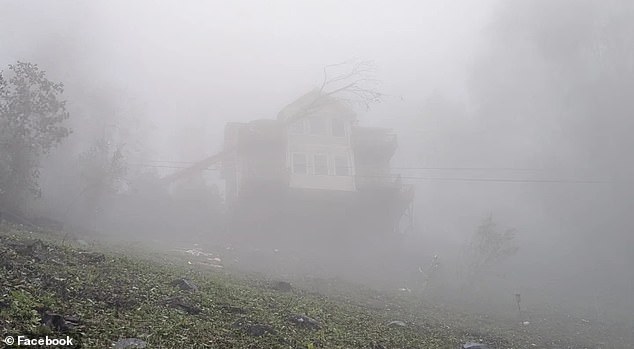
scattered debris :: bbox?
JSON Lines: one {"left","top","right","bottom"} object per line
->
{"left": 288, "top": 314, "right": 321, "bottom": 330}
{"left": 171, "top": 278, "right": 198, "bottom": 292}
{"left": 183, "top": 248, "right": 212, "bottom": 257}
{"left": 462, "top": 342, "right": 490, "bottom": 349}
{"left": 387, "top": 320, "right": 407, "bottom": 328}
{"left": 199, "top": 261, "right": 224, "bottom": 268}
{"left": 1, "top": 226, "right": 624, "bottom": 349}
{"left": 112, "top": 337, "right": 147, "bottom": 349}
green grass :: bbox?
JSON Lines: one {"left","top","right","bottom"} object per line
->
{"left": 0, "top": 224, "right": 621, "bottom": 348}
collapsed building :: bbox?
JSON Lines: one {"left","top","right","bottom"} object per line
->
{"left": 165, "top": 90, "right": 414, "bottom": 249}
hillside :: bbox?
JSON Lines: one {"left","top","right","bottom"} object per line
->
{"left": 0, "top": 224, "right": 621, "bottom": 348}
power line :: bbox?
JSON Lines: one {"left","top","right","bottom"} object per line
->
{"left": 139, "top": 160, "right": 202, "bottom": 164}
{"left": 358, "top": 175, "right": 607, "bottom": 184}
{"left": 390, "top": 167, "right": 550, "bottom": 171}
{"left": 126, "top": 163, "right": 606, "bottom": 184}
{"left": 127, "top": 163, "right": 220, "bottom": 171}
{"left": 132, "top": 161, "right": 571, "bottom": 173}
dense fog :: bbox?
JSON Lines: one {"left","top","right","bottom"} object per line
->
{"left": 1, "top": 0, "right": 633, "bottom": 337}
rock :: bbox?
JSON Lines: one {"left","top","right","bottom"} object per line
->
{"left": 164, "top": 297, "right": 202, "bottom": 315}
{"left": 112, "top": 338, "right": 147, "bottom": 348}
{"left": 40, "top": 311, "right": 79, "bottom": 332}
{"left": 271, "top": 280, "right": 292, "bottom": 292}
{"left": 171, "top": 278, "right": 198, "bottom": 292}
{"left": 232, "top": 319, "right": 276, "bottom": 337}
{"left": 288, "top": 314, "right": 321, "bottom": 330}
{"left": 245, "top": 323, "right": 276, "bottom": 337}
{"left": 41, "top": 312, "right": 68, "bottom": 331}
{"left": 387, "top": 320, "right": 407, "bottom": 327}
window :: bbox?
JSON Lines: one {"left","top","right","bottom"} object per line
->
{"left": 288, "top": 120, "right": 304, "bottom": 134}
{"left": 332, "top": 118, "right": 345, "bottom": 137}
{"left": 309, "top": 117, "right": 328, "bottom": 135}
{"left": 334, "top": 156, "right": 350, "bottom": 176}
{"left": 314, "top": 154, "right": 328, "bottom": 175}
{"left": 292, "top": 153, "right": 307, "bottom": 174}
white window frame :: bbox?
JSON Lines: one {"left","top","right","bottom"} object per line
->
{"left": 334, "top": 155, "right": 350, "bottom": 176}
{"left": 313, "top": 153, "right": 329, "bottom": 176}
{"left": 292, "top": 153, "right": 308, "bottom": 174}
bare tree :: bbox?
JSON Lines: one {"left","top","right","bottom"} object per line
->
{"left": 163, "top": 59, "right": 385, "bottom": 184}
{"left": 319, "top": 59, "right": 384, "bottom": 108}
{"left": 283, "top": 59, "right": 385, "bottom": 124}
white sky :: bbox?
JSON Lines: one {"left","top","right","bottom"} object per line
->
{"left": 1, "top": 0, "right": 496, "bottom": 160}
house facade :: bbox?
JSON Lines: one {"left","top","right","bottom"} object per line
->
{"left": 281, "top": 91, "right": 357, "bottom": 192}
{"left": 220, "top": 91, "right": 414, "bottom": 243}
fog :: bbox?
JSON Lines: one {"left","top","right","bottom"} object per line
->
{"left": 2, "top": 0, "right": 633, "bottom": 341}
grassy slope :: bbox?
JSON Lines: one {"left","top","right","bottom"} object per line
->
{"left": 0, "top": 225, "right": 618, "bottom": 349}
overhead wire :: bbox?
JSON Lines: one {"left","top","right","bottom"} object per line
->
{"left": 124, "top": 162, "right": 607, "bottom": 184}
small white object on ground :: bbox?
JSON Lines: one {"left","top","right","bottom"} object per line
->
{"left": 387, "top": 320, "right": 406, "bottom": 327}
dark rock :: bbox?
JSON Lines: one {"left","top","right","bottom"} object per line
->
{"left": 113, "top": 338, "right": 147, "bottom": 348}
{"left": 271, "top": 280, "right": 292, "bottom": 292}
{"left": 171, "top": 278, "right": 198, "bottom": 292}
{"left": 164, "top": 297, "right": 202, "bottom": 315}
{"left": 288, "top": 314, "right": 321, "bottom": 330}
{"left": 245, "top": 323, "right": 276, "bottom": 337}
{"left": 232, "top": 319, "right": 276, "bottom": 337}
{"left": 41, "top": 311, "right": 77, "bottom": 332}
